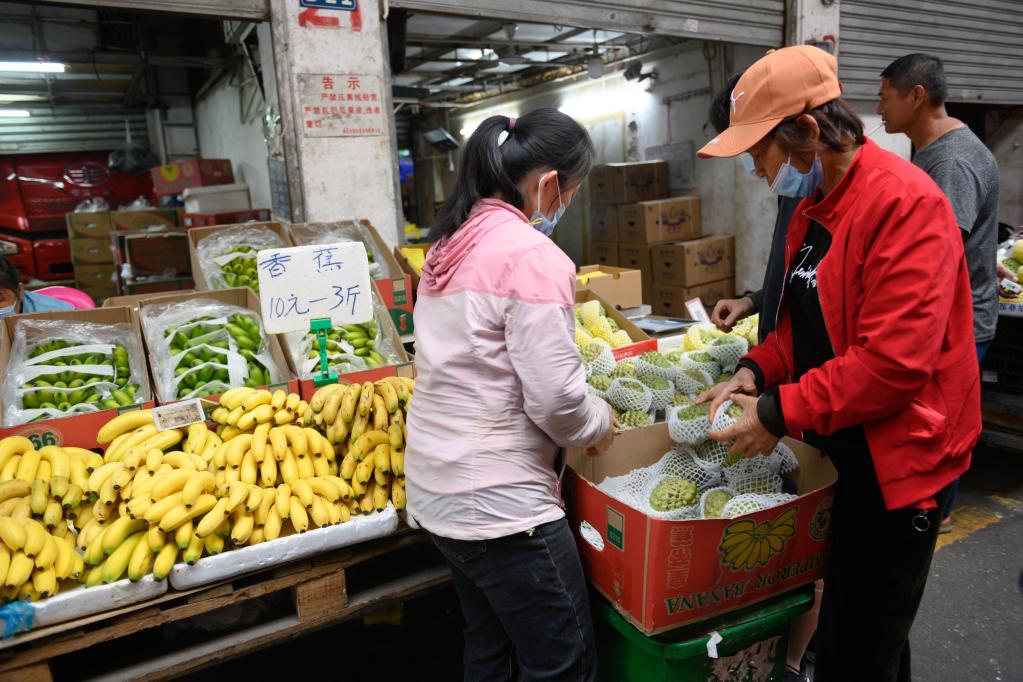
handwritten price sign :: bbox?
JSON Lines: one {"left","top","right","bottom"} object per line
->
{"left": 256, "top": 242, "right": 373, "bottom": 334}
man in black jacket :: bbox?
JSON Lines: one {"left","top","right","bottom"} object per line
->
{"left": 708, "top": 72, "right": 800, "bottom": 342}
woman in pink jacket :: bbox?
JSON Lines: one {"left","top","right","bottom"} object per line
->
{"left": 406, "top": 108, "right": 616, "bottom": 681}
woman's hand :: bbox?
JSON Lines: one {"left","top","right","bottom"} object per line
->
{"left": 587, "top": 408, "right": 619, "bottom": 457}
{"left": 997, "top": 261, "right": 1019, "bottom": 283}
{"left": 707, "top": 393, "right": 781, "bottom": 457}
{"left": 696, "top": 367, "right": 758, "bottom": 422}
{"left": 710, "top": 297, "right": 754, "bottom": 331}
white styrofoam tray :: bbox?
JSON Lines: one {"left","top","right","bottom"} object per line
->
{"left": 32, "top": 575, "right": 167, "bottom": 628}
{"left": 181, "top": 183, "right": 251, "bottom": 213}
{"left": 168, "top": 505, "right": 399, "bottom": 590}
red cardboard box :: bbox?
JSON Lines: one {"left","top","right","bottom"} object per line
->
{"left": 0, "top": 306, "right": 155, "bottom": 449}
{"left": 567, "top": 423, "right": 835, "bottom": 634}
{"left": 183, "top": 209, "right": 272, "bottom": 228}
{"left": 288, "top": 220, "right": 414, "bottom": 336}
{"left": 151, "top": 159, "right": 234, "bottom": 197}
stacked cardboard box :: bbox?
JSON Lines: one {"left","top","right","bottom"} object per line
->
{"left": 649, "top": 236, "right": 736, "bottom": 317}
{"left": 587, "top": 161, "right": 670, "bottom": 284}
{"left": 588, "top": 161, "right": 709, "bottom": 304}
{"left": 67, "top": 212, "right": 117, "bottom": 301}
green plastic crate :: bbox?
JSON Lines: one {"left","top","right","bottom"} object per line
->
{"left": 594, "top": 587, "right": 813, "bottom": 682}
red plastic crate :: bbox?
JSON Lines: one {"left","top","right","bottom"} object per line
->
{"left": 33, "top": 237, "right": 73, "bottom": 281}
{"left": 0, "top": 230, "right": 37, "bottom": 280}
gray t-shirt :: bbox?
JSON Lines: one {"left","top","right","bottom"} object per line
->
{"left": 913, "top": 126, "right": 1000, "bottom": 343}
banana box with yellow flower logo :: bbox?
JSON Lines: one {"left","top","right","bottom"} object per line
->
{"left": 566, "top": 422, "right": 836, "bottom": 635}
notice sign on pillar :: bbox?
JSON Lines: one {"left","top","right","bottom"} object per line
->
{"left": 298, "top": 73, "right": 383, "bottom": 137}
{"left": 256, "top": 242, "right": 373, "bottom": 334}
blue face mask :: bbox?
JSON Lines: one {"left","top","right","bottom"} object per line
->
{"left": 738, "top": 153, "right": 757, "bottom": 177}
{"left": 769, "top": 154, "right": 823, "bottom": 198}
{"left": 0, "top": 303, "right": 14, "bottom": 319}
{"left": 529, "top": 174, "right": 565, "bottom": 236}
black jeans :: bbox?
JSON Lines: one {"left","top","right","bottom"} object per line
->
{"left": 815, "top": 460, "right": 951, "bottom": 682}
{"left": 429, "top": 517, "right": 596, "bottom": 682}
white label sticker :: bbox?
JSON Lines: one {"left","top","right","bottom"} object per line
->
{"left": 1001, "top": 278, "right": 1022, "bottom": 295}
{"left": 153, "top": 399, "right": 206, "bottom": 431}
{"left": 256, "top": 242, "right": 372, "bottom": 334}
{"left": 685, "top": 297, "right": 712, "bottom": 325}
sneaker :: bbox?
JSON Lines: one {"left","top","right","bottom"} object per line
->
{"left": 939, "top": 516, "right": 954, "bottom": 534}
{"left": 784, "top": 665, "right": 809, "bottom": 682}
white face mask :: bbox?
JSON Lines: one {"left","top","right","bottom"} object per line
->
{"left": 0, "top": 304, "right": 13, "bottom": 319}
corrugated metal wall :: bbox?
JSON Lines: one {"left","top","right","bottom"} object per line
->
{"left": 840, "top": 0, "right": 1023, "bottom": 105}
{"left": 390, "top": 0, "right": 786, "bottom": 47}
{"left": 0, "top": 110, "right": 148, "bottom": 154}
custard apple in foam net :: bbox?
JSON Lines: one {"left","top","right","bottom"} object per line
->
{"left": 701, "top": 488, "right": 734, "bottom": 519}
{"left": 649, "top": 476, "right": 698, "bottom": 511}
{"left": 610, "top": 330, "right": 632, "bottom": 347}
{"left": 578, "top": 300, "right": 604, "bottom": 326}
{"left": 611, "top": 361, "right": 636, "bottom": 378}
{"left": 672, "top": 392, "right": 692, "bottom": 407}
{"left": 575, "top": 326, "right": 594, "bottom": 349}
{"left": 588, "top": 316, "right": 614, "bottom": 341}
{"left": 588, "top": 375, "right": 613, "bottom": 392}
{"left": 580, "top": 342, "right": 605, "bottom": 363}
{"left": 616, "top": 409, "right": 654, "bottom": 430}
{"left": 640, "top": 375, "right": 671, "bottom": 391}
{"left": 639, "top": 351, "right": 672, "bottom": 368}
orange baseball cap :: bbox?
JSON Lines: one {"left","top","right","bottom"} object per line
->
{"left": 697, "top": 45, "right": 842, "bottom": 159}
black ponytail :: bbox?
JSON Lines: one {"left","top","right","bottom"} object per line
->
{"left": 430, "top": 107, "right": 594, "bottom": 241}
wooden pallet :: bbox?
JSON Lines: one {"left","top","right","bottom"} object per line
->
{"left": 0, "top": 529, "right": 449, "bottom": 682}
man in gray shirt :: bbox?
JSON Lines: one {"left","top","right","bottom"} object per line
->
{"left": 877, "top": 53, "right": 1000, "bottom": 529}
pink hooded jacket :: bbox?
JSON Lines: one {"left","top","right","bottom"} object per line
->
{"left": 406, "top": 199, "right": 612, "bottom": 541}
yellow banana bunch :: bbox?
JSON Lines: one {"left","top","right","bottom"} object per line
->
{"left": 0, "top": 443, "right": 91, "bottom": 603}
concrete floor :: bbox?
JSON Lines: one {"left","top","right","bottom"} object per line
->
{"left": 910, "top": 443, "right": 1023, "bottom": 682}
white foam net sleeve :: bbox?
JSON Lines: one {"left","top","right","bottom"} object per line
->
{"left": 707, "top": 336, "right": 749, "bottom": 372}
{"left": 667, "top": 404, "right": 712, "bottom": 445}
{"left": 710, "top": 399, "right": 741, "bottom": 433}
{"left": 635, "top": 354, "right": 679, "bottom": 383}
{"left": 606, "top": 377, "right": 653, "bottom": 413}
{"left": 722, "top": 493, "right": 775, "bottom": 517}
{"left": 596, "top": 449, "right": 722, "bottom": 521}
{"left": 771, "top": 442, "right": 800, "bottom": 474}
{"left": 675, "top": 368, "right": 715, "bottom": 397}
{"left": 692, "top": 439, "right": 731, "bottom": 475}
{"left": 679, "top": 351, "right": 721, "bottom": 378}
{"left": 582, "top": 341, "right": 616, "bottom": 377}
{"left": 643, "top": 381, "right": 675, "bottom": 412}
{"left": 698, "top": 486, "right": 735, "bottom": 519}
{"left": 723, "top": 457, "right": 785, "bottom": 495}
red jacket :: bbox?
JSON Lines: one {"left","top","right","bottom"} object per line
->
{"left": 745, "top": 139, "right": 981, "bottom": 510}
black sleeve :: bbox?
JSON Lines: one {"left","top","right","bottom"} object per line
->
{"left": 747, "top": 289, "right": 764, "bottom": 314}
{"left": 736, "top": 358, "right": 766, "bottom": 393}
{"left": 757, "top": 390, "right": 788, "bottom": 438}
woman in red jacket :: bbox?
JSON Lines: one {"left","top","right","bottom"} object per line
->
{"left": 697, "top": 46, "right": 980, "bottom": 682}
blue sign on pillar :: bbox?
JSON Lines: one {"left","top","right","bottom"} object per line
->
{"left": 300, "top": 0, "right": 358, "bottom": 9}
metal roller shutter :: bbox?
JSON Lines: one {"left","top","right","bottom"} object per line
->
{"left": 388, "top": 0, "right": 785, "bottom": 47}
{"left": 0, "top": 111, "right": 149, "bottom": 155}
{"left": 840, "top": 0, "right": 1023, "bottom": 105}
